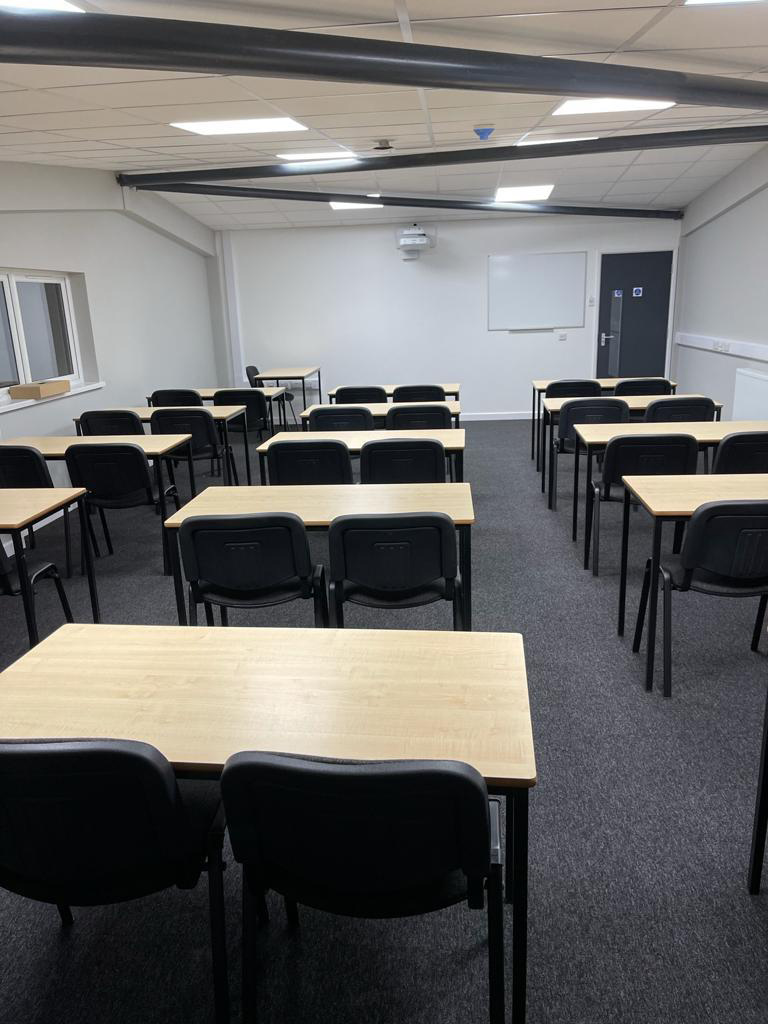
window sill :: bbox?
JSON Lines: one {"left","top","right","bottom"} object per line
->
{"left": 0, "top": 380, "right": 105, "bottom": 416}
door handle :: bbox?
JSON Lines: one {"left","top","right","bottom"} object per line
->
{"left": 600, "top": 333, "right": 615, "bottom": 346}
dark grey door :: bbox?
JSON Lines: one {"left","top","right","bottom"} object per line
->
{"left": 596, "top": 251, "right": 674, "bottom": 377}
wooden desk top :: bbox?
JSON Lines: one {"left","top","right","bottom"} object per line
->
{"left": 195, "top": 387, "right": 285, "bottom": 400}
{"left": 543, "top": 393, "right": 720, "bottom": 415}
{"left": 301, "top": 401, "right": 461, "bottom": 420}
{"left": 165, "top": 482, "right": 475, "bottom": 529}
{"left": 257, "top": 366, "right": 320, "bottom": 379}
{"left": 327, "top": 383, "right": 461, "bottom": 397}
{"left": 103, "top": 406, "right": 245, "bottom": 423}
{"left": 0, "top": 488, "right": 85, "bottom": 531}
{"left": 0, "top": 434, "right": 192, "bottom": 458}
{"left": 623, "top": 473, "right": 768, "bottom": 518}
{"left": 532, "top": 377, "right": 678, "bottom": 392}
{"left": 257, "top": 429, "right": 465, "bottom": 454}
{"left": 575, "top": 420, "right": 768, "bottom": 448}
{"left": 0, "top": 624, "right": 535, "bottom": 787}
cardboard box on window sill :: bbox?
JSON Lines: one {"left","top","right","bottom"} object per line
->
{"left": 8, "top": 380, "right": 71, "bottom": 401}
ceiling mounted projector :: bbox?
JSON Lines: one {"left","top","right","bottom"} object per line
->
{"left": 396, "top": 223, "right": 436, "bottom": 260}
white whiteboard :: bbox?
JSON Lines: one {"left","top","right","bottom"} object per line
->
{"left": 488, "top": 251, "right": 587, "bottom": 331}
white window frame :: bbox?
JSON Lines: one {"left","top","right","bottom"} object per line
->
{"left": 0, "top": 269, "right": 83, "bottom": 397}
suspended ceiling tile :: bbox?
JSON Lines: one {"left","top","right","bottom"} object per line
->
{"left": 276, "top": 91, "right": 423, "bottom": 116}
{"left": 46, "top": 76, "right": 263, "bottom": 110}
{"left": 629, "top": 7, "right": 768, "bottom": 51}
{"left": 0, "top": 90, "right": 103, "bottom": 116}
{"left": 408, "top": 0, "right": 666, "bottom": 13}
{"left": 427, "top": 101, "right": 555, "bottom": 122}
{"left": 424, "top": 89, "right": 560, "bottom": 108}
{"left": 606, "top": 180, "right": 676, "bottom": 195}
{"left": 620, "top": 162, "right": 694, "bottom": 181}
{"left": 0, "top": 63, "right": 210, "bottom": 89}
{"left": 116, "top": 100, "right": 309, "bottom": 123}
{"left": 228, "top": 76, "right": 411, "bottom": 100}
{"left": 0, "top": 131, "right": 75, "bottom": 147}
{"left": 300, "top": 111, "right": 426, "bottom": 129}
{"left": 608, "top": 47, "right": 768, "bottom": 75}
{"left": 0, "top": 109, "right": 152, "bottom": 131}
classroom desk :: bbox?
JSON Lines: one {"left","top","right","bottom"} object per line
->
{"left": 255, "top": 366, "right": 321, "bottom": 409}
{"left": 301, "top": 401, "right": 462, "bottom": 429}
{"left": 530, "top": 377, "right": 678, "bottom": 469}
{"left": 256, "top": 428, "right": 466, "bottom": 482}
{"left": 0, "top": 434, "right": 192, "bottom": 575}
{"left": 75, "top": 406, "right": 249, "bottom": 486}
{"left": 194, "top": 387, "right": 287, "bottom": 431}
{"left": 621, "top": 473, "right": 768, "bottom": 694}
{"left": 541, "top": 394, "right": 721, "bottom": 504}
{"left": 572, "top": 420, "right": 768, "bottom": 571}
{"left": 327, "top": 383, "right": 461, "bottom": 402}
{"left": 0, "top": 489, "right": 98, "bottom": 646}
{"left": 164, "top": 482, "right": 475, "bottom": 629}
{"left": 0, "top": 620, "right": 535, "bottom": 1024}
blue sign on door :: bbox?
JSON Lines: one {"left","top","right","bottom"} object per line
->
{"left": 613, "top": 289, "right": 623, "bottom": 298}
{"left": 633, "top": 287, "right": 643, "bottom": 297}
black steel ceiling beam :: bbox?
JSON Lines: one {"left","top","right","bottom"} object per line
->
{"left": 141, "top": 181, "right": 682, "bottom": 220}
{"left": 3, "top": 11, "right": 768, "bottom": 111}
{"left": 117, "top": 124, "right": 768, "bottom": 188}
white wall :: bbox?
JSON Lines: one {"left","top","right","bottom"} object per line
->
{"left": 228, "top": 215, "right": 680, "bottom": 416}
{"left": 672, "top": 145, "right": 768, "bottom": 417}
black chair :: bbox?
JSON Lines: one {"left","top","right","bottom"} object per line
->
{"left": 0, "top": 543, "right": 73, "bottom": 645}
{"left": 392, "top": 385, "right": 446, "bottom": 402}
{"left": 386, "top": 404, "right": 452, "bottom": 430}
{"left": 0, "top": 738, "right": 228, "bottom": 1023}
{"left": 79, "top": 410, "right": 144, "bottom": 436}
{"left": 334, "top": 386, "right": 387, "bottom": 403}
{"left": 549, "top": 398, "right": 629, "bottom": 510}
{"left": 246, "top": 365, "right": 297, "bottom": 425}
{"left": 613, "top": 378, "right": 673, "bottom": 396}
{"left": 151, "top": 407, "right": 233, "bottom": 488}
{"left": 713, "top": 432, "right": 768, "bottom": 474}
{"left": 0, "top": 445, "right": 76, "bottom": 575}
{"left": 65, "top": 443, "right": 179, "bottom": 569}
{"left": 266, "top": 440, "right": 352, "bottom": 485}
{"left": 589, "top": 434, "right": 699, "bottom": 575}
{"left": 360, "top": 439, "right": 446, "bottom": 483}
{"left": 644, "top": 396, "right": 716, "bottom": 422}
{"left": 179, "top": 513, "right": 328, "bottom": 627}
{"left": 544, "top": 379, "right": 602, "bottom": 399}
{"left": 308, "top": 407, "right": 374, "bottom": 431}
{"left": 633, "top": 500, "right": 768, "bottom": 698}
{"left": 328, "top": 512, "right": 463, "bottom": 629}
{"left": 221, "top": 752, "right": 503, "bottom": 1024}
{"left": 214, "top": 388, "right": 270, "bottom": 474}
{"left": 150, "top": 389, "right": 203, "bottom": 407}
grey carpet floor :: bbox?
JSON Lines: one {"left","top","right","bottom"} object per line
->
{"left": 1, "top": 420, "right": 766, "bottom": 1024}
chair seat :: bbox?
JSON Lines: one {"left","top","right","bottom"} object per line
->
{"left": 195, "top": 578, "right": 307, "bottom": 608}
{"left": 664, "top": 556, "right": 768, "bottom": 597}
{"left": 343, "top": 579, "right": 449, "bottom": 609}
{"left": 176, "top": 779, "right": 225, "bottom": 862}
{"left": 0, "top": 558, "right": 58, "bottom": 597}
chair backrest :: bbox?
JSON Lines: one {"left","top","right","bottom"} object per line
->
{"left": 334, "top": 386, "right": 387, "bottom": 404}
{"left": 713, "top": 432, "right": 768, "bottom": 474}
{"left": 65, "top": 443, "right": 153, "bottom": 502}
{"left": 391, "top": 385, "right": 446, "bottom": 403}
{"left": 267, "top": 440, "right": 352, "bottom": 485}
{"left": 213, "top": 388, "right": 268, "bottom": 429}
{"left": 245, "top": 365, "right": 263, "bottom": 388}
{"left": 329, "top": 512, "right": 457, "bottom": 592}
{"left": 179, "top": 513, "right": 312, "bottom": 592}
{"left": 644, "top": 397, "right": 716, "bottom": 422}
{"left": 308, "top": 407, "right": 374, "bottom": 431}
{"left": 360, "top": 439, "right": 446, "bottom": 484}
{"left": 150, "top": 389, "right": 203, "bottom": 407}
{"left": 0, "top": 445, "right": 52, "bottom": 488}
{"left": 545, "top": 379, "right": 601, "bottom": 399}
{"left": 0, "top": 739, "right": 200, "bottom": 903}
{"left": 613, "top": 378, "right": 672, "bottom": 396}
{"left": 150, "top": 408, "right": 218, "bottom": 453}
{"left": 221, "top": 752, "right": 491, "bottom": 910}
{"left": 602, "top": 433, "right": 699, "bottom": 489}
{"left": 558, "top": 398, "right": 629, "bottom": 442}
{"left": 679, "top": 501, "right": 768, "bottom": 587}
{"left": 80, "top": 410, "right": 144, "bottom": 436}
{"left": 386, "top": 404, "right": 452, "bottom": 430}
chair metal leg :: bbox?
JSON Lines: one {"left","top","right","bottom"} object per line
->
{"left": 632, "top": 559, "right": 652, "bottom": 653}
{"left": 87, "top": 511, "right": 101, "bottom": 560}
{"left": 220, "top": 605, "right": 229, "bottom": 627}
{"left": 57, "top": 903, "right": 73, "bottom": 927}
{"left": 204, "top": 602, "right": 215, "bottom": 626}
{"left": 51, "top": 571, "right": 74, "bottom": 623}
{"left": 207, "top": 833, "right": 230, "bottom": 1024}
{"left": 98, "top": 507, "right": 114, "bottom": 555}
{"left": 749, "top": 685, "right": 768, "bottom": 894}
{"left": 28, "top": 526, "right": 36, "bottom": 549}
{"left": 548, "top": 442, "right": 558, "bottom": 511}
{"left": 660, "top": 566, "right": 673, "bottom": 699}
{"left": 242, "top": 871, "right": 257, "bottom": 1023}
{"left": 672, "top": 520, "right": 685, "bottom": 554}
{"left": 188, "top": 588, "right": 198, "bottom": 626}
{"left": 313, "top": 566, "right": 329, "bottom": 627}
{"left": 63, "top": 505, "right": 72, "bottom": 579}
{"left": 487, "top": 863, "right": 505, "bottom": 1024}
{"left": 591, "top": 484, "right": 601, "bottom": 577}
{"left": 329, "top": 580, "right": 344, "bottom": 628}
{"left": 453, "top": 579, "right": 465, "bottom": 632}
{"left": 752, "top": 595, "right": 768, "bottom": 652}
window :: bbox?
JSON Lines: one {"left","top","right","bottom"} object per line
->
{"left": 0, "top": 271, "right": 81, "bottom": 393}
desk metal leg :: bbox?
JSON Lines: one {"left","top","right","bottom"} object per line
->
{"left": 302, "top": 377, "right": 307, "bottom": 410}
{"left": 749, "top": 684, "right": 768, "bottom": 894}
{"left": 241, "top": 412, "right": 252, "bottom": 485}
{"left": 536, "top": 392, "right": 542, "bottom": 472}
{"left": 280, "top": 395, "right": 287, "bottom": 430}
{"left": 63, "top": 505, "right": 72, "bottom": 578}
{"left": 540, "top": 409, "right": 547, "bottom": 492}
{"left": 12, "top": 528, "right": 38, "bottom": 647}
{"left": 187, "top": 443, "right": 197, "bottom": 498}
{"left": 618, "top": 488, "right": 631, "bottom": 636}
{"left": 510, "top": 789, "right": 529, "bottom": 1024}
{"left": 78, "top": 496, "right": 100, "bottom": 623}
{"left": 155, "top": 458, "right": 170, "bottom": 576}
{"left": 455, "top": 450, "right": 464, "bottom": 483}
{"left": 259, "top": 452, "right": 267, "bottom": 485}
{"left": 317, "top": 369, "right": 323, "bottom": 404}
{"left": 530, "top": 387, "right": 536, "bottom": 460}
{"left": 572, "top": 439, "right": 580, "bottom": 543}
{"left": 167, "top": 526, "right": 187, "bottom": 625}
{"left": 583, "top": 449, "right": 594, "bottom": 569}
{"left": 459, "top": 524, "right": 472, "bottom": 631}
{"left": 645, "top": 518, "right": 663, "bottom": 691}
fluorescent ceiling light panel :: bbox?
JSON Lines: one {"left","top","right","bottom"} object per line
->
{"left": 330, "top": 201, "right": 384, "bottom": 210}
{"left": 517, "top": 135, "right": 599, "bottom": 146}
{"left": 0, "top": 0, "right": 84, "bottom": 9}
{"left": 553, "top": 98, "right": 675, "bottom": 116}
{"left": 495, "top": 185, "right": 554, "bottom": 202}
{"left": 171, "top": 117, "right": 307, "bottom": 135}
{"left": 276, "top": 151, "right": 356, "bottom": 160}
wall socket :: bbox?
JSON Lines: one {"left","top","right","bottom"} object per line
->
{"left": 557, "top": 332, "right": 568, "bottom": 342}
